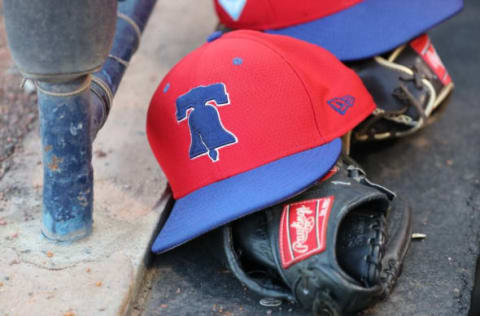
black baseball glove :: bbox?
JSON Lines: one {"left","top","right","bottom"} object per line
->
{"left": 215, "top": 25, "right": 453, "bottom": 143}
{"left": 208, "top": 156, "right": 412, "bottom": 315}
{"left": 348, "top": 34, "right": 454, "bottom": 142}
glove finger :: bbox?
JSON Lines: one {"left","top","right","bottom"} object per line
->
{"left": 337, "top": 207, "right": 387, "bottom": 287}
{"left": 380, "top": 196, "right": 412, "bottom": 298}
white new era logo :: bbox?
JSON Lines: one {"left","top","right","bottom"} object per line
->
{"left": 218, "top": 0, "right": 247, "bottom": 21}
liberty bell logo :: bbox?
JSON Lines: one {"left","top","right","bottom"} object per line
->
{"left": 176, "top": 83, "right": 237, "bottom": 162}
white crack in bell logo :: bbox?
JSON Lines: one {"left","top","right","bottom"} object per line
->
{"left": 290, "top": 205, "right": 315, "bottom": 253}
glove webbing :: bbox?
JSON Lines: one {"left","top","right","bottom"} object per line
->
{"left": 354, "top": 45, "right": 453, "bottom": 141}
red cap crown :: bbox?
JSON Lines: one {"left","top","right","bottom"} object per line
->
{"left": 214, "top": 0, "right": 361, "bottom": 30}
{"left": 147, "top": 30, "right": 374, "bottom": 199}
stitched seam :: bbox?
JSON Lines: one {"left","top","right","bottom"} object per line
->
{"left": 195, "top": 44, "right": 223, "bottom": 179}
{"left": 264, "top": 0, "right": 277, "bottom": 26}
{"left": 222, "top": 35, "right": 324, "bottom": 140}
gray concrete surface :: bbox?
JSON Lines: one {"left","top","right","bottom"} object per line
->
{"left": 140, "top": 1, "right": 480, "bottom": 316}
{"left": 0, "top": 1, "right": 169, "bottom": 315}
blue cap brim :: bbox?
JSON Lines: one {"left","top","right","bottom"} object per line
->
{"left": 152, "top": 138, "right": 341, "bottom": 253}
{"left": 266, "top": 0, "right": 463, "bottom": 61}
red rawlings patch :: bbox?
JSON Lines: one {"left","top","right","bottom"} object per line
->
{"left": 410, "top": 34, "right": 452, "bottom": 86}
{"left": 279, "top": 196, "right": 334, "bottom": 269}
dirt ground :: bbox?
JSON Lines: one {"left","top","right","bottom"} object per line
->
{"left": 0, "top": 3, "right": 38, "bottom": 181}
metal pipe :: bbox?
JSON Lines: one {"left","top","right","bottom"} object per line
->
{"left": 38, "top": 76, "right": 94, "bottom": 241}
{"left": 43, "top": 0, "right": 157, "bottom": 241}
{"left": 3, "top": 0, "right": 118, "bottom": 82}
{"left": 90, "top": 0, "right": 158, "bottom": 138}
{"left": 3, "top": 0, "right": 157, "bottom": 242}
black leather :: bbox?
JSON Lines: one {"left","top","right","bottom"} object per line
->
{"left": 347, "top": 39, "right": 452, "bottom": 141}
{"left": 217, "top": 157, "right": 412, "bottom": 315}
{"left": 336, "top": 207, "right": 386, "bottom": 288}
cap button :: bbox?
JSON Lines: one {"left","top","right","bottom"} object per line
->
{"left": 206, "top": 31, "right": 223, "bottom": 43}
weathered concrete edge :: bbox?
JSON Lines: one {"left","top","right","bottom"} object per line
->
{"left": 123, "top": 193, "right": 171, "bottom": 316}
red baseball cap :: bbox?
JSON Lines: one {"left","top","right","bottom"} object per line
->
{"left": 214, "top": 0, "right": 463, "bottom": 61}
{"left": 214, "top": 0, "right": 360, "bottom": 30}
{"left": 147, "top": 30, "right": 375, "bottom": 253}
